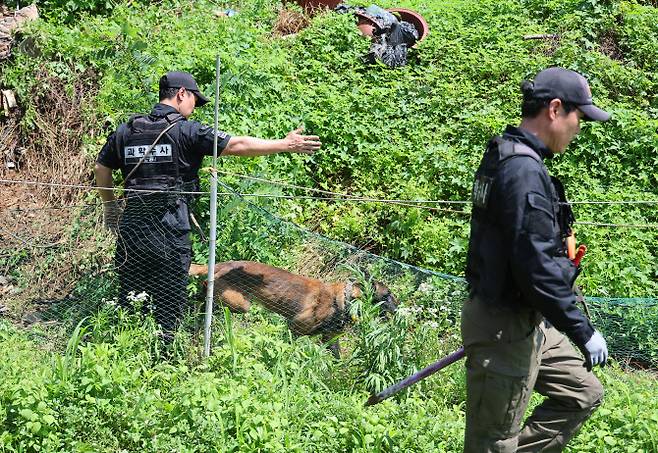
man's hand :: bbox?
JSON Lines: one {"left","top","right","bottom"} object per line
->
{"left": 284, "top": 127, "right": 321, "bottom": 154}
{"left": 103, "top": 200, "right": 122, "bottom": 233}
{"left": 580, "top": 330, "right": 608, "bottom": 371}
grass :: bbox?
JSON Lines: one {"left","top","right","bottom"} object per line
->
{"left": 0, "top": 308, "right": 656, "bottom": 452}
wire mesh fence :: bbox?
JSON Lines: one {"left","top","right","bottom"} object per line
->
{"left": 113, "top": 190, "right": 196, "bottom": 343}
{"left": 0, "top": 192, "right": 113, "bottom": 328}
{"left": 1, "top": 180, "right": 657, "bottom": 378}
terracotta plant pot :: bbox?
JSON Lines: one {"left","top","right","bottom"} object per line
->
{"left": 352, "top": 8, "right": 429, "bottom": 47}
{"left": 387, "top": 8, "right": 429, "bottom": 44}
{"left": 356, "top": 15, "right": 377, "bottom": 37}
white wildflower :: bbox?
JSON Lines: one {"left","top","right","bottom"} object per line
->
{"left": 417, "top": 282, "right": 433, "bottom": 293}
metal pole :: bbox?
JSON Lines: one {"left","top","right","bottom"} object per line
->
{"left": 203, "top": 55, "right": 221, "bottom": 358}
{"left": 364, "top": 347, "right": 465, "bottom": 406}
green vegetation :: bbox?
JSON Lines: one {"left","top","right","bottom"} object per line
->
{"left": 1, "top": 313, "right": 657, "bottom": 452}
{"left": 1, "top": 0, "right": 657, "bottom": 451}
{"left": 3, "top": 0, "right": 657, "bottom": 296}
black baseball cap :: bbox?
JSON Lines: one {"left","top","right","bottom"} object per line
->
{"left": 530, "top": 67, "right": 610, "bottom": 121}
{"left": 159, "top": 71, "right": 210, "bottom": 107}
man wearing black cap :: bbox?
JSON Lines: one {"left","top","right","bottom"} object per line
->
{"left": 462, "top": 67, "right": 610, "bottom": 452}
{"left": 94, "top": 71, "right": 321, "bottom": 342}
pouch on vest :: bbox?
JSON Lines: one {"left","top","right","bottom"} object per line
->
{"left": 524, "top": 191, "right": 555, "bottom": 240}
{"left": 550, "top": 175, "right": 576, "bottom": 241}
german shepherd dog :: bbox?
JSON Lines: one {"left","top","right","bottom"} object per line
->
{"left": 189, "top": 261, "right": 398, "bottom": 357}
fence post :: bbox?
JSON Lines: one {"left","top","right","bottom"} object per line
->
{"left": 203, "top": 55, "right": 221, "bottom": 358}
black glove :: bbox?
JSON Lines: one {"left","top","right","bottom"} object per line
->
{"left": 103, "top": 200, "right": 122, "bottom": 233}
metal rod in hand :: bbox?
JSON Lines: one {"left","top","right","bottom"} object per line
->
{"left": 364, "top": 347, "right": 466, "bottom": 406}
{"left": 203, "top": 55, "right": 221, "bottom": 358}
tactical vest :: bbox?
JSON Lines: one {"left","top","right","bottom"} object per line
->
{"left": 467, "top": 137, "right": 577, "bottom": 304}
{"left": 471, "top": 137, "right": 548, "bottom": 217}
{"left": 115, "top": 111, "right": 187, "bottom": 191}
{"left": 471, "top": 136, "right": 574, "bottom": 241}
{"left": 115, "top": 112, "right": 193, "bottom": 232}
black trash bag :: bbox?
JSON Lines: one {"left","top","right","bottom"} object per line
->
{"left": 367, "top": 19, "right": 419, "bottom": 67}
{"left": 336, "top": 3, "right": 419, "bottom": 68}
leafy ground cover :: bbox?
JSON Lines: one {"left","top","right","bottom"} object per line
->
{"left": 1, "top": 0, "right": 657, "bottom": 451}
{"left": 0, "top": 313, "right": 657, "bottom": 452}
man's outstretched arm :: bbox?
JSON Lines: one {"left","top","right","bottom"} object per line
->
{"left": 222, "top": 127, "right": 321, "bottom": 157}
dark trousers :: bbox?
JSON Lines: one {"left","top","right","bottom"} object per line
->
{"left": 115, "top": 197, "right": 192, "bottom": 336}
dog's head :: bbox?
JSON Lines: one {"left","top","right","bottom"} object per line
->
{"left": 370, "top": 281, "right": 399, "bottom": 316}
{"left": 357, "top": 269, "right": 398, "bottom": 316}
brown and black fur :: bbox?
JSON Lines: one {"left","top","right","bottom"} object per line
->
{"left": 189, "top": 260, "right": 398, "bottom": 357}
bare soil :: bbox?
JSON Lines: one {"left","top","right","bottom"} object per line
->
{"left": 0, "top": 67, "right": 110, "bottom": 323}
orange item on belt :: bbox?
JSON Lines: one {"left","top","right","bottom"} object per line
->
{"left": 566, "top": 233, "right": 576, "bottom": 260}
{"left": 573, "top": 245, "right": 587, "bottom": 267}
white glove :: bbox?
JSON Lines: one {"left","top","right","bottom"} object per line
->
{"left": 582, "top": 330, "right": 608, "bottom": 371}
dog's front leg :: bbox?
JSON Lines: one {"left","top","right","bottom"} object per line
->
{"left": 218, "top": 288, "right": 251, "bottom": 313}
{"left": 322, "top": 333, "right": 341, "bottom": 359}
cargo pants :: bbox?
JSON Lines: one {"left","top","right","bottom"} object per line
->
{"left": 461, "top": 296, "right": 604, "bottom": 453}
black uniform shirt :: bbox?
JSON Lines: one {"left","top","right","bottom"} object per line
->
{"left": 96, "top": 103, "right": 231, "bottom": 182}
{"left": 467, "top": 125, "right": 594, "bottom": 347}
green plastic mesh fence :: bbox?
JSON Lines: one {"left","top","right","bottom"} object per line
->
{"left": 1, "top": 180, "right": 656, "bottom": 384}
